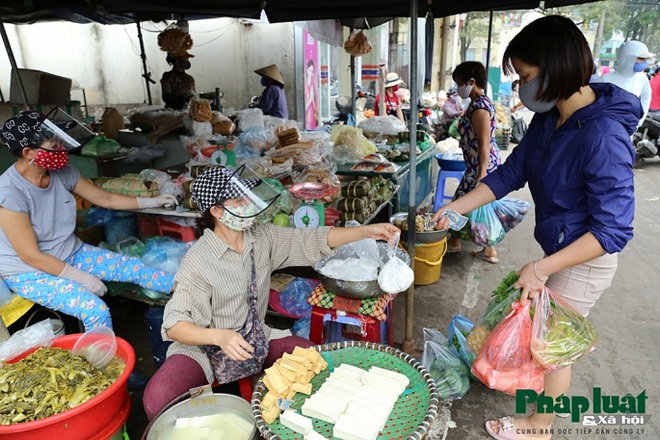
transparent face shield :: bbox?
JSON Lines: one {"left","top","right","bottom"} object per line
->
{"left": 220, "top": 165, "right": 281, "bottom": 218}
{"left": 30, "top": 109, "right": 81, "bottom": 151}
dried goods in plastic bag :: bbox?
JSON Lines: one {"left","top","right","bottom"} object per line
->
{"left": 471, "top": 301, "right": 545, "bottom": 396}
{"left": 343, "top": 30, "right": 372, "bottom": 57}
{"left": 531, "top": 286, "right": 598, "bottom": 372}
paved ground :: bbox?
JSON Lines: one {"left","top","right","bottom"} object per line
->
{"left": 110, "top": 148, "right": 660, "bottom": 439}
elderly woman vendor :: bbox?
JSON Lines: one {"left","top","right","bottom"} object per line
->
{"left": 143, "top": 167, "right": 399, "bottom": 419}
{"left": 0, "top": 111, "right": 178, "bottom": 331}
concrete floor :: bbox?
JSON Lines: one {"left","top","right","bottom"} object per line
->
{"left": 110, "top": 150, "right": 660, "bottom": 439}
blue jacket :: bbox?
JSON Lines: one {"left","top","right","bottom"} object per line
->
{"left": 482, "top": 82, "right": 642, "bottom": 255}
{"left": 259, "top": 84, "right": 289, "bottom": 119}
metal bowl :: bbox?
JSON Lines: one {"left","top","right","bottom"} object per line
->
{"left": 313, "top": 241, "right": 410, "bottom": 299}
{"left": 390, "top": 212, "right": 448, "bottom": 244}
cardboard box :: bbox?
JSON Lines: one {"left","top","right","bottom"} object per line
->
{"left": 10, "top": 68, "right": 72, "bottom": 104}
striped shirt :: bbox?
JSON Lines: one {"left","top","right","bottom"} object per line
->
{"left": 162, "top": 223, "right": 333, "bottom": 382}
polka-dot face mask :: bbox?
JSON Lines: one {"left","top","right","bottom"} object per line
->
{"left": 31, "top": 145, "right": 69, "bottom": 170}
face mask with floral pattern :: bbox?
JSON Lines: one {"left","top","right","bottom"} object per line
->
{"left": 219, "top": 203, "right": 260, "bottom": 231}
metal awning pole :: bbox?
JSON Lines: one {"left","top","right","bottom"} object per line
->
{"left": 136, "top": 21, "right": 154, "bottom": 105}
{"left": 402, "top": 0, "right": 419, "bottom": 355}
{"left": 0, "top": 16, "right": 30, "bottom": 109}
{"left": 350, "top": 28, "right": 356, "bottom": 121}
{"left": 485, "top": 10, "right": 494, "bottom": 90}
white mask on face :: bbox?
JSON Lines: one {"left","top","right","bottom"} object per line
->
{"left": 457, "top": 81, "right": 473, "bottom": 99}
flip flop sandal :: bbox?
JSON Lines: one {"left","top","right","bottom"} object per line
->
{"left": 473, "top": 250, "right": 499, "bottom": 264}
{"left": 485, "top": 416, "right": 518, "bottom": 440}
{"left": 446, "top": 246, "right": 461, "bottom": 253}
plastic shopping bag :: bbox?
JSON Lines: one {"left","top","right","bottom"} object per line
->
{"left": 471, "top": 301, "right": 546, "bottom": 396}
{"left": 468, "top": 202, "right": 506, "bottom": 247}
{"left": 422, "top": 330, "right": 470, "bottom": 401}
{"left": 466, "top": 271, "right": 520, "bottom": 356}
{"left": 448, "top": 315, "right": 476, "bottom": 368}
{"left": 491, "top": 197, "right": 530, "bottom": 233}
{"left": 531, "top": 287, "right": 598, "bottom": 372}
{"left": 378, "top": 232, "right": 414, "bottom": 294}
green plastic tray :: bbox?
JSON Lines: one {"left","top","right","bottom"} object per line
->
{"left": 251, "top": 341, "right": 439, "bottom": 440}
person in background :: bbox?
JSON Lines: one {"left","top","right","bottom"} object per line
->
{"left": 374, "top": 72, "right": 406, "bottom": 124}
{"left": 160, "top": 50, "right": 196, "bottom": 110}
{"left": 509, "top": 79, "right": 525, "bottom": 116}
{"left": 304, "top": 59, "right": 319, "bottom": 128}
{"left": 255, "top": 64, "right": 289, "bottom": 119}
{"left": 0, "top": 111, "right": 178, "bottom": 332}
{"left": 143, "top": 166, "right": 400, "bottom": 419}
{"left": 432, "top": 16, "right": 641, "bottom": 440}
{"left": 595, "top": 40, "right": 653, "bottom": 125}
{"left": 649, "top": 66, "right": 660, "bottom": 114}
{"left": 446, "top": 61, "right": 501, "bottom": 263}
{"left": 439, "top": 86, "right": 465, "bottom": 131}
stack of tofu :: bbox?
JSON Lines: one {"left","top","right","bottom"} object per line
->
{"left": 280, "top": 363, "right": 410, "bottom": 440}
{"left": 260, "top": 347, "right": 329, "bottom": 424}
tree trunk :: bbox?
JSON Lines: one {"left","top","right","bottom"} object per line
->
{"left": 437, "top": 17, "right": 450, "bottom": 91}
{"left": 593, "top": 9, "right": 606, "bottom": 66}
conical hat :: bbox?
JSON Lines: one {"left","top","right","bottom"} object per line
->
{"left": 255, "top": 64, "right": 285, "bottom": 86}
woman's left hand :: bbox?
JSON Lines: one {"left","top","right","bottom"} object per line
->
{"left": 514, "top": 260, "right": 548, "bottom": 305}
{"left": 362, "top": 223, "right": 401, "bottom": 241}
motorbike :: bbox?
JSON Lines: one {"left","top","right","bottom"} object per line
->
{"left": 632, "top": 112, "right": 660, "bottom": 166}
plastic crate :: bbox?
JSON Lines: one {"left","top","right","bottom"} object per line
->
{"left": 137, "top": 214, "right": 159, "bottom": 240}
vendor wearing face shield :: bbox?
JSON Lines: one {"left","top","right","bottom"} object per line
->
{"left": 161, "top": 50, "right": 196, "bottom": 110}
{"left": 0, "top": 111, "right": 178, "bottom": 333}
{"left": 143, "top": 166, "right": 399, "bottom": 420}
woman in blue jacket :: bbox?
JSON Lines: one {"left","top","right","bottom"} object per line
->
{"left": 432, "top": 15, "right": 642, "bottom": 440}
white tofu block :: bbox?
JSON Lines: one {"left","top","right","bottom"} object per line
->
{"left": 345, "top": 402, "right": 389, "bottom": 430}
{"left": 360, "top": 372, "right": 407, "bottom": 395}
{"left": 326, "top": 373, "right": 363, "bottom": 389}
{"left": 305, "top": 430, "right": 329, "bottom": 440}
{"left": 355, "top": 385, "right": 399, "bottom": 408}
{"left": 334, "top": 363, "right": 366, "bottom": 379}
{"left": 368, "top": 366, "right": 410, "bottom": 387}
{"left": 280, "top": 410, "right": 313, "bottom": 435}
{"left": 333, "top": 413, "right": 381, "bottom": 440}
{"left": 316, "top": 384, "right": 355, "bottom": 402}
{"left": 302, "top": 395, "right": 345, "bottom": 423}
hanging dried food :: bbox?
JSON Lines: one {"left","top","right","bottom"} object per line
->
{"left": 157, "top": 26, "right": 194, "bottom": 53}
{"left": 343, "top": 30, "right": 373, "bottom": 57}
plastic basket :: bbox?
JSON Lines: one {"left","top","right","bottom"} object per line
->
{"left": 435, "top": 154, "right": 466, "bottom": 171}
{"left": 252, "top": 341, "right": 439, "bottom": 440}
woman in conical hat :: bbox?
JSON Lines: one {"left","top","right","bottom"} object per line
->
{"left": 255, "top": 64, "right": 289, "bottom": 119}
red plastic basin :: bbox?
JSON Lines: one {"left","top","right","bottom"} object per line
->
{"left": 0, "top": 334, "right": 134, "bottom": 440}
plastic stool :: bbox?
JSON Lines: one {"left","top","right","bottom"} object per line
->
{"left": 433, "top": 169, "right": 465, "bottom": 211}
{"left": 308, "top": 302, "right": 393, "bottom": 346}
{"left": 156, "top": 218, "right": 196, "bottom": 242}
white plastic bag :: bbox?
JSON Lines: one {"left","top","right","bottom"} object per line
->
{"left": 378, "top": 232, "right": 414, "bottom": 294}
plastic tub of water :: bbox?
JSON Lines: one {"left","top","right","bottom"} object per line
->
{"left": 0, "top": 334, "right": 134, "bottom": 440}
{"left": 144, "top": 391, "right": 258, "bottom": 440}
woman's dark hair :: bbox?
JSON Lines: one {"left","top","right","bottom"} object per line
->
{"left": 194, "top": 200, "right": 224, "bottom": 237}
{"left": 512, "top": 79, "right": 520, "bottom": 90}
{"left": 503, "top": 15, "right": 593, "bottom": 102}
{"left": 452, "top": 61, "right": 487, "bottom": 89}
{"left": 307, "top": 59, "right": 314, "bottom": 68}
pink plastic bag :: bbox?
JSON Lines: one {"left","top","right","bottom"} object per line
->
{"left": 471, "top": 301, "right": 545, "bottom": 396}
{"left": 531, "top": 287, "right": 598, "bottom": 372}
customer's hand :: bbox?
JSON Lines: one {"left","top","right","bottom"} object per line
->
{"left": 59, "top": 264, "right": 108, "bottom": 297}
{"left": 362, "top": 223, "right": 400, "bottom": 242}
{"left": 514, "top": 260, "right": 549, "bottom": 305}
{"left": 214, "top": 329, "right": 255, "bottom": 361}
{"left": 430, "top": 206, "right": 450, "bottom": 228}
{"left": 137, "top": 194, "right": 179, "bottom": 209}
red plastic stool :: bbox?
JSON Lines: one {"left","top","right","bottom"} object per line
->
{"left": 308, "top": 301, "right": 393, "bottom": 346}
{"left": 156, "top": 218, "right": 196, "bottom": 242}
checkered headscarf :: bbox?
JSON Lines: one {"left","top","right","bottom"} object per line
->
{"left": 191, "top": 167, "right": 261, "bottom": 212}
{"left": 0, "top": 111, "right": 75, "bottom": 152}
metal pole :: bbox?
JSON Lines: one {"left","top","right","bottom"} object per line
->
{"left": 0, "top": 16, "right": 30, "bottom": 109}
{"left": 349, "top": 28, "right": 356, "bottom": 122}
{"left": 135, "top": 21, "right": 154, "bottom": 105}
{"left": 485, "top": 11, "right": 494, "bottom": 91}
{"left": 402, "top": 0, "right": 419, "bottom": 355}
